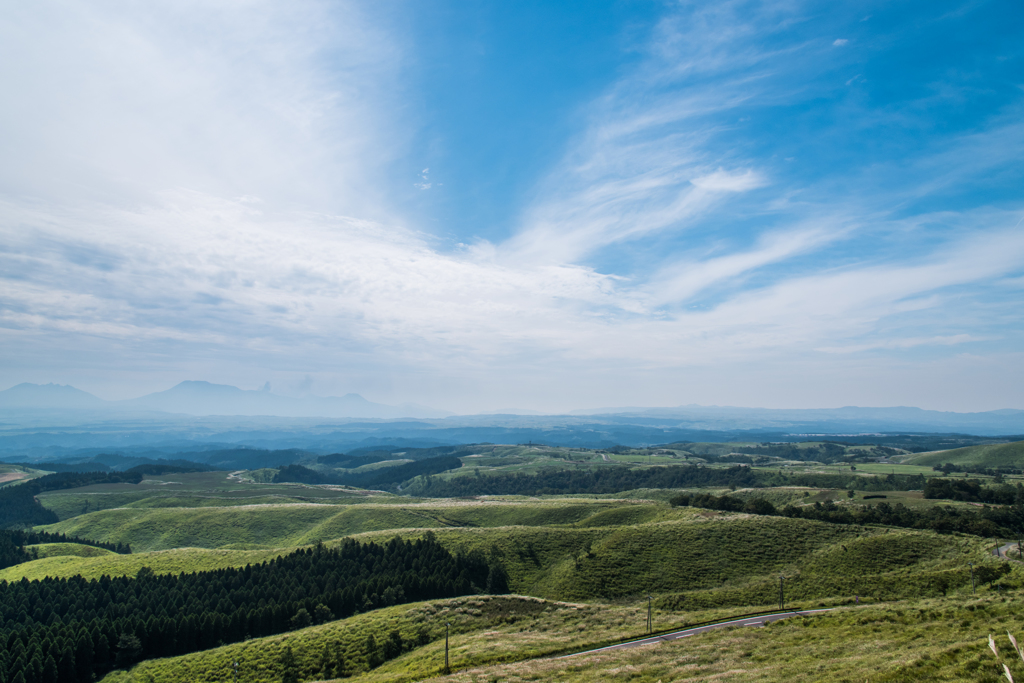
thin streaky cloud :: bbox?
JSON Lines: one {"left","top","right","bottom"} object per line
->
{"left": 0, "top": 0, "right": 1021, "bottom": 412}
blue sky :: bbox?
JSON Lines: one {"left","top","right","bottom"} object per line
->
{"left": 0, "top": 0, "right": 1022, "bottom": 413}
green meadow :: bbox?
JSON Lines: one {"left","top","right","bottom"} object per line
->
{"left": 7, "top": 438, "right": 1024, "bottom": 682}
{"left": 901, "top": 441, "right": 1024, "bottom": 469}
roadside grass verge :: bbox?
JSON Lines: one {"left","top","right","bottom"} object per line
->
{"left": 420, "top": 592, "right": 1024, "bottom": 683}
{"left": 99, "top": 591, "right": 1024, "bottom": 683}
{"left": 97, "top": 596, "right": 804, "bottom": 683}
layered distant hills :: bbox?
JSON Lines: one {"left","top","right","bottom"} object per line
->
{"left": 0, "top": 383, "right": 1022, "bottom": 459}
{"left": 569, "top": 404, "right": 1024, "bottom": 436}
{"left": 0, "top": 381, "right": 451, "bottom": 419}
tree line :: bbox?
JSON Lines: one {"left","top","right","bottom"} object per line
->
{"left": 932, "top": 462, "right": 1024, "bottom": 477}
{"left": 0, "top": 535, "right": 495, "bottom": 683}
{"left": 670, "top": 488, "right": 1024, "bottom": 537}
{"left": 401, "top": 465, "right": 926, "bottom": 498}
{"left": 0, "top": 472, "right": 144, "bottom": 529}
{"left": 923, "top": 478, "right": 1023, "bottom": 505}
{"left": 0, "top": 464, "right": 223, "bottom": 530}
{"left": 0, "top": 530, "right": 129, "bottom": 571}
{"left": 273, "top": 456, "right": 463, "bottom": 489}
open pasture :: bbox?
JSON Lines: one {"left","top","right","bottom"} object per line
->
{"left": 0, "top": 463, "right": 45, "bottom": 487}
{"left": 37, "top": 470, "right": 386, "bottom": 520}
{"left": 36, "top": 497, "right": 657, "bottom": 551}
{"left": 900, "top": 440, "right": 1024, "bottom": 469}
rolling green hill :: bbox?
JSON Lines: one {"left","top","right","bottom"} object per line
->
{"left": 20, "top": 498, "right": 987, "bottom": 608}
{"left": 12, "top": 486, "right": 1018, "bottom": 683}
{"left": 24, "top": 541, "right": 114, "bottom": 559}
{"left": 97, "top": 585, "right": 1024, "bottom": 683}
{"left": 901, "top": 440, "right": 1024, "bottom": 468}
{"left": 368, "top": 516, "right": 982, "bottom": 606}
{"left": 38, "top": 504, "right": 437, "bottom": 551}
{"left": 0, "top": 546, "right": 291, "bottom": 582}
{"left": 36, "top": 499, "right": 654, "bottom": 551}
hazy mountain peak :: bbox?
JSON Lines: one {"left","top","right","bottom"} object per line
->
{"left": 0, "top": 382, "right": 104, "bottom": 408}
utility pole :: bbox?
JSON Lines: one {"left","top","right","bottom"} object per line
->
{"left": 647, "top": 595, "right": 653, "bottom": 634}
{"left": 444, "top": 622, "right": 450, "bottom": 674}
{"left": 969, "top": 563, "right": 975, "bottom": 595}
{"left": 779, "top": 575, "right": 785, "bottom": 610}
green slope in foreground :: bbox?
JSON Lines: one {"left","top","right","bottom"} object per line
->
{"left": 902, "top": 440, "right": 1024, "bottom": 468}
{"left": 420, "top": 593, "right": 1024, "bottom": 683}
{"left": 100, "top": 591, "right": 1024, "bottom": 683}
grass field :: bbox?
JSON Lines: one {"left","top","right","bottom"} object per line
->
{"left": 36, "top": 497, "right": 661, "bottom": 551}
{"left": 18, "top": 496, "right": 1000, "bottom": 610}
{"left": 0, "top": 463, "right": 46, "bottom": 487}
{"left": 366, "top": 516, "right": 995, "bottom": 607}
{"left": 421, "top": 593, "right": 1024, "bottom": 683}
{"left": 37, "top": 471, "right": 395, "bottom": 520}
{"left": 901, "top": 440, "right": 1024, "bottom": 469}
{"left": 792, "top": 462, "right": 938, "bottom": 476}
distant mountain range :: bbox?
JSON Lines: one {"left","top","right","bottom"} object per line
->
{"left": 568, "top": 404, "right": 1024, "bottom": 435}
{"left": 1, "top": 382, "right": 1022, "bottom": 439}
{"left": 0, "top": 381, "right": 452, "bottom": 419}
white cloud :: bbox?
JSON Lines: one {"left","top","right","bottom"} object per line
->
{"left": 690, "top": 169, "right": 767, "bottom": 192}
{"left": 0, "top": 0, "right": 403, "bottom": 216}
{"left": 816, "top": 334, "right": 984, "bottom": 354}
{"left": 2, "top": 0, "right": 1022, "bottom": 412}
{"left": 833, "top": 38, "right": 849, "bottom": 46}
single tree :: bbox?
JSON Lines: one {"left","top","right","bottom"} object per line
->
{"left": 313, "top": 604, "right": 334, "bottom": 624}
{"left": 114, "top": 634, "right": 143, "bottom": 668}
{"left": 290, "top": 608, "right": 312, "bottom": 630}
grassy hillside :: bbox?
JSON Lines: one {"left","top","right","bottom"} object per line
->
{"left": 37, "top": 471, "right": 379, "bottom": 521}
{"left": 24, "top": 541, "right": 114, "bottom": 559}
{"left": 902, "top": 440, "right": 1024, "bottom": 468}
{"left": 0, "top": 546, "right": 291, "bottom": 581}
{"left": 36, "top": 499, "right": 651, "bottom": 551}
{"left": 420, "top": 594, "right": 1024, "bottom": 683}
{"left": 29, "top": 498, "right": 994, "bottom": 605}
{"left": 357, "top": 516, "right": 983, "bottom": 606}
{"left": 98, "top": 589, "right": 1024, "bottom": 683}
{"left": 96, "top": 595, "right": 673, "bottom": 683}
{"left": 38, "top": 504, "right": 432, "bottom": 551}
{"left": 0, "top": 463, "right": 46, "bottom": 488}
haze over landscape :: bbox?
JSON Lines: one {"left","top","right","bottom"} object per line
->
{"left": 2, "top": 3, "right": 1024, "bottom": 683}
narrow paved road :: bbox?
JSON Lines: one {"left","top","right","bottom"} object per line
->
{"left": 998, "top": 542, "right": 1021, "bottom": 560}
{"left": 558, "top": 609, "right": 835, "bottom": 658}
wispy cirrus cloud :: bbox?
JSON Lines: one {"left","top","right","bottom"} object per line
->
{"left": 1, "top": 0, "right": 1022, "bottom": 412}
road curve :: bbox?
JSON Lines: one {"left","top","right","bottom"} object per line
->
{"left": 558, "top": 608, "right": 836, "bottom": 658}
